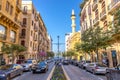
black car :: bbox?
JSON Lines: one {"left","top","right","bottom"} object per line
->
{"left": 62, "top": 60, "right": 69, "bottom": 65}
{"left": 0, "top": 64, "right": 23, "bottom": 80}
{"left": 32, "top": 61, "right": 48, "bottom": 73}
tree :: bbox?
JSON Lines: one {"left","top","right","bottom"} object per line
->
{"left": 47, "top": 51, "right": 54, "bottom": 58}
{"left": 66, "top": 50, "right": 76, "bottom": 59}
{"left": 1, "top": 44, "right": 27, "bottom": 63}
{"left": 81, "top": 26, "right": 112, "bottom": 61}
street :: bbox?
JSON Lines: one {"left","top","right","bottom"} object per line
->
{"left": 63, "top": 64, "right": 107, "bottom": 80}
{"left": 12, "top": 62, "right": 107, "bottom": 80}
{"left": 13, "top": 62, "right": 54, "bottom": 80}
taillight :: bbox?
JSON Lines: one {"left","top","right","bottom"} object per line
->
{"left": 95, "top": 66, "right": 99, "bottom": 69}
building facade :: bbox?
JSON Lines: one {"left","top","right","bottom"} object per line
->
{"left": 80, "top": 0, "right": 120, "bottom": 67}
{"left": 20, "top": 0, "right": 50, "bottom": 61}
{"left": 0, "top": 0, "right": 22, "bottom": 64}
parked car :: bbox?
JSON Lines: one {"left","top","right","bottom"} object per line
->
{"left": 62, "top": 60, "right": 69, "bottom": 65}
{"left": 21, "top": 59, "right": 37, "bottom": 71}
{"left": 32, "top": 61, "right": 48, "bottom": 73}
{"left": 86, "top": 62, "right": 108, "bottom": 74}
{"left": 0, "top": 64, "right": 23, "bottom": 80}
{"left": 106, "top": 64, "right": 120, "bottom": 80}
{"left": 80, "top": 60, "right": 91, "bottom": 69}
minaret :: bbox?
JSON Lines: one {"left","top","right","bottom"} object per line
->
{"left": 71, "top": 9, "right": 76, "bottom": 33}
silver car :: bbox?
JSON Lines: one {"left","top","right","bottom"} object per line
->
{"left": 21, "top": 63, "right": 31, "bottom": 71}
{"left": 21, "top": 59, "right": 37, "bottom": 71}
{"left": 86, "top": 62, "right": 108, "bottom": 74}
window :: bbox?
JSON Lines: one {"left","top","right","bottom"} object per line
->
{"left": 14, "top": 13, "right": 18, "bottom": 21}
{"left": 6, "top": 1, "right": 9, "bottom": 12}
{"left": 23, "top": 18, "right": 27, "bottom": 25}
{"left": 30, "top": 41, "right": 32, "bottom": 47}
{"left": 31, "top": 30, "right": 33, "bottom": 36}
{"left": 10, "top": 5, "right": 13, "bottom": 15}
{"left": 23, "top": 6, "right": 27, "bottom": 12}
{"left": 21, "top": 40, "right": 25, "bottom": 46}
{"left": 32, "top": 21, "right": 34, "bottom": 26}
{"left": 0, "top": 25, "right": 6, "bottom": 40}
{"left": 21, "top": 29, "right": 26, "bottom": 36}
{"left": 10, "top": 30, "right": 16, "bottom": 43}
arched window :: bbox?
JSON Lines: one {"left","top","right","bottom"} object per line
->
{"left": 21, "top": 29, "right": 26, "bottom": 36}
{"left": 0, "top": 25, "right": 6, "bottom": 40}
{"left": 10, "top": 30, "right": 16, "bottom": 43}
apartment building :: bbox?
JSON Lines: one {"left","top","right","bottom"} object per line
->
{"left": 80, "top": 0, "right": 120, "bottom": 67}
{"left": 0, "top": 0, "right": 22, "bottom": 64}
{"left": 20, "top": 0, "right": 50, "bottom": 60}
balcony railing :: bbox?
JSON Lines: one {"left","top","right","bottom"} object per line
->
{"left": 108, "top": 0, "right": 120, "bottom": 12}
{"left": 20, "top": 34, "right": 25, "bottom": 39}
{"left": 0, "top": 33, "right": 6, "bottom": 40}
{"left": 100, "top": 9, "right": 106, "bottom": 20}
{"left": 10, "top": 37, "right": 16, "bottom": 43}
{"left": 92, "top": 0, "right": 98, "bottom": 11}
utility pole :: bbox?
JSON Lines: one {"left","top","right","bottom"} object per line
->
{"left": 52, "top": 36, "right": 64, "bottom": 57}
{"left": 57, "top": 36, "right": 59, "bottom": 54}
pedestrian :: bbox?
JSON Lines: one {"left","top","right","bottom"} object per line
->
{"left": 106, "top": 58, "right": 109, "bottom": 67}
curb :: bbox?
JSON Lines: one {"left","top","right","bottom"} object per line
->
{"left": 62, "top": 65, "right": 71, "bottom": 80}
{"left": 47, "top": 65, "right": 55, "bottom": 80}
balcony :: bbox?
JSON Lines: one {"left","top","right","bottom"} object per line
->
{"left": 16, "top": 4, "right": 21, "bottom": 13}
{"left": 92, "top": 0, "right": 98, "bottom": 11}
{"left": 100, "top": 9, "right": 106, "bottom": 20}
{"left": 34, "top": 26, "right": 38, "bottom": 32}
{"left": 108, "top": 0, "right": 120, "bottom": 14}
{"left": 34, "top": 15, "right": 38, "bottom": 21}
{"left": 22, "top": 10, "right": 27, "bottom": 14}
{"left": 20, "top": 34, "right": 25, "bottom": 39}
{"left": 99, "top": 0, "right": 103, "bottom": 3}
{"left": 21, "top": 23, "right": 27, "bottom": 27}
{"left": 93, "top": 16, "right": 99, "bottom": 25}
{"left": 0, "top": 33, "right": 6, "bottom": 40}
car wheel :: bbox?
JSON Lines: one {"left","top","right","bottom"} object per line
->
{"left": 20, "top": 71, "right": 23, "bottom": 75}
{"left": 6, "top": 75, "right": 10, "bottom": 80}
{"left": 93, "top": 70, "right": 96, "bottom": 75}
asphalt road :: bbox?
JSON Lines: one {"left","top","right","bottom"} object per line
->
{"left": 63, "top": 64, "right": 107, "bottom": 80}
{"left": 12, "top": 62, "right": 54, "bottom": 80}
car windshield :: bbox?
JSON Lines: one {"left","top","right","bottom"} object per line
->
{"left": 0, "top": 65, "right": 13, "bottom": 70}
{"left": 25, "top": 60, "right": 32, "bottom": 63}
{"left": 97, "top": 64, "right": 107, "bottom": 67}
{"left": 39, "top": 62, "right": 45, "bottom": 66}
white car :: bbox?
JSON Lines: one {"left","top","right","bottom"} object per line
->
{"left": 21, "top": 59, "right": 37, "bottom": 71}
{"left": 86, "top": 62, "right": 108, "bottom": 74}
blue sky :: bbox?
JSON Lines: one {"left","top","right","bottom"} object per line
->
{"left": 33, "top": 0, "right": 82, "bottom": 52}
